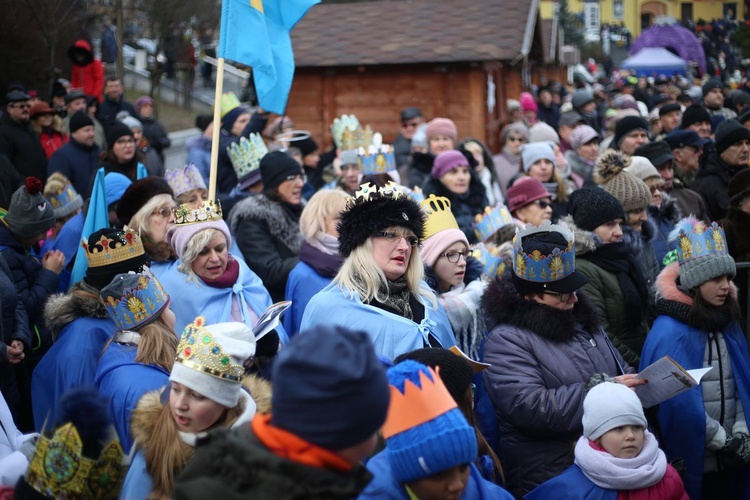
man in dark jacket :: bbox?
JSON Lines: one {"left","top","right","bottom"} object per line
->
{"left": 536, "top": 88, "right": 560, "bottom": 131}
{"left": 174, "top": 326, "right": 390, "bottom": 500}
{"left": 0, "top": 91, "right": 48, "bottom": 183}
{"left": 96, "top": 77, "right": 137, "bottom": 134}
{"left": 693, "top": 119, "right": 750, "bottom": 220}
{"left": 47, "top": 112, "right": 101, "bottom": 199}
{"left": 393, "top": 107, "right": 424, "bottom": 175}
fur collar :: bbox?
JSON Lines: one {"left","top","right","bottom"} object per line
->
{"left": 44, "top": 280, "right": 109, "bottom": 339}
{"left": 655, "top": 262, "right": 738, "bottom": 305}
{"left": 560, "top": 215, "right": 599, "bottom": 256}
{"left": 227, "top": 194, "right": 303, "bottom": 254}
{"left": 482, "top": 277, "right": 601, "bottom": 342}
{"left": 620, "top": 220, "right": 654, "bottom": 257}
{"left": 648, "top": 195, "right": 682, "bottom": 225}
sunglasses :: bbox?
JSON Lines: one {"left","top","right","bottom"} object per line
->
{"left": 152, "top": 206, "right": 174, "bottom": 218}
{"left": 533, "top": 199, "right": 552, "bottom": 209}
{"left": 375, "top": 231, "right": 419, "bottom": 247}
{"left": 544, "top": 290, "right": 577, "bottom": 302}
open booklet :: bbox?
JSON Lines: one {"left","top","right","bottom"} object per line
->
{"left": 253, "top": 301, "right": 291, "bottom": 340}
{"left": 634, "top": 355, "right": 713, "bottom": 408}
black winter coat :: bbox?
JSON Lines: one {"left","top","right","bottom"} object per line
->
{"left": 0, "top": 253, "right": 30, "bottom": 408}
{"left": 422, "top": 173, "right": 488, "bottom": 244}
{"left": 692, "top": 151, "right": 744, "bottom": 220}
{"left": 47, "top": 139, "right": 100, "bottom": 199}
{"left": 0, "top": 113, "right": 47, "bottom": 182}
{"left": 96, "top": 96, "right": 137, "bottom": 134}
{"left": 139, "top": 116, "right": 171, "bottom": 161}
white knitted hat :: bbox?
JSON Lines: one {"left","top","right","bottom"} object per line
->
{"left": 582, "top": 382, "right": 646, "bottom": 440}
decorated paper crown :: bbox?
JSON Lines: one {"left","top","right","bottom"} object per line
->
{"left": 671, "top": 218, "right": 729, "bottom": 264}
{"left": 102, "top": 270, "right": 169, "bottom": 331}
{"left": 331, "top": 114, "right": 374, "bottom": 150}
{"left": 173, "top": 200, "right": 223, "bottom": 226}
{"left": 471, "top": 242, "right": 506, "bottom": 277}
{"left": 419, "top": 194, "right": 459, "bottom": 240}
{"left": 512, "top": 220, "right": 575, "bottom": 283}
{"left": 382, "top": 365, "right": 458, "bottom": 439}
{"left": 24, "top": 422, "right": 125, "bottom": 499}
{"left": 227, "top": 133, "right": 268, "bottom": 180}
{"left": 473, "top": 204, "right": 514, "bottom": 243}
{"left": 357, "top": 132, "right": 396, "bottom": 175}
{"left": 165, "top": 164, "right": 207, "bottom": 198}
{"left": 83, "top": 228, "right": 144, "bottom": 269}
{"left": 219, "top": 92, "right": 241, "bottom": 117}
{"left": 347, "top": 181, "right": 409, "bottom": 209}
{"left": 175, "top": 316, "right": 248, "bottom": 383}
{"left": 47, "top": 183, "right": 81, "bottom": 217}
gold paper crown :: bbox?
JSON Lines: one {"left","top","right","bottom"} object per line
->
{"left": 347, "top": 181, "right": 408, "bottom": 209}
{"left": 175, "top": 317, "right": 247, "bottom": 382}
{"left": 419, "top": 194, "right": 460, "bottom": 241}
{"left": 382, "top": 366, "right": 457, "bottom": 439}
{"left": 173, "top": 200, "right": 223, "bottom": 226}
{"left": 83, "top": 228, "right": 145, "bottom": 269}
{"left": 330, "top": 114, "right": 374, "bottom": 150}
{"left": 25, "top": 422, "right": 125, "bottom": 499}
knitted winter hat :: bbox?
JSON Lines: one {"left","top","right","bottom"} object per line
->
{"left": 5, "top": 177, "right": 55, "bottom": 238}
{"left": 568, "top": 187, "right": 626, "bottom": 231}
{"left": 501, "top": 122, "right": 530, "bottom": 144}
{"left": 572, "top": 89, "right": 595, "bottom": 110}
{"left": 120, "top": 115, "right": 143, "bottom": 131}
{"left": 168, "top": 218, "right": 233, "bottom": 260}
{"left": 528, "top": 122, "right": 559, "bottom": 144}
{"left": 272, "top": 326, "right": 390, "bottom": 450}
{"left": 338, "top": 182, "right": 424, "bottom": 258}
{"left": 715, "top": 119, "right": 750, "bottom": 155}
{"left": 625, "top": 156, "right": 661, "bottom": 184}
{"left": 702, "top": 78, "right": 722, "bottom": 98}
{"left": 594, "top": 151, "right": 651, "bottom": 212}
{"left": 394, "top": 348, "right": 474, "bottom": 406}
{"left": 680, "top": 104, "right": 712, "bottom": 129}
{"left": 106, "top": 122, "right": 134, "bottom": 149}
{"left": 259, "top": 150, "right": 304, "bottom": 192}
{"left": 295, "top": 136, "right": 319, "bottom": 157}
{"left": 221, "top": 106, "right": 249, "bottom": 133}
{"left": 507, "top": 177, "right": 550, "bottom": 213}
{"left": 419, "top": 195, "right": 469, "bottom": 268}
{"left": 135, "top": 96, "right": 154, "bottom": 113}
{"left": 582, "top": 382, "right": 647, "bottom": 440}
{"left": 670, "top": 217, "right": 736, "bottom": 291}
{"left": 83, "top": 228, "right": 148, "bottom": 290}
{"left": 340, "top": 149, "right": 358, "bottom": 166}
{"left": 165, "top": 164, "right": 207, "bottom": 198}
{"left": 171, "top": 318, "right": 256, "bottom": 408}
{"left": 569, "top": 125, "right": 600, "bottom": 151}
{"left": 100, "top": 271, "right": 170, "bottom": 331}
{"left": 69, "top": 110, "right": 94, "bottom": 134}
{"left": 115, "top": 177, "right": 174, "bottom": 228}
{"left": 45, "top": 175, "right": 84, "bottom": 219}
{"left": 729, "top": 168, "right": 750, "bottom": 206}
{"left": 614, "top": 116, "right": 649, "bottom": 149}
{"left": 425, "top": 118, "right": 458, "bottom": 143}
{"left": 383, "top": 360, "right": 477, "bottom": 483}
{"left": 105, "top": 172, "right": 132, "bottom": 208}
{"left": 432, "top": 150, "right": 469, "bottom": 179}
{"left": 520, "top": 141, "right": 555, "bottom": 173}
{"left": 520, "top": 92, "right": 537, "bottom": 113}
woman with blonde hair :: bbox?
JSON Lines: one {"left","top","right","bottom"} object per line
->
{"left": 300, "top": 182, "right": 455, "bottom": 361}
{"left": 94, "top": 271, "right": 178, "bottom": 452}
{"left": 42, "top": 172, "right": 85, "bottom": 289}
{"left": 284, "top": 189, "right": 350, "bottom": 338}
{"left": 121, "top": 318, "right": 263, "bottom": 498}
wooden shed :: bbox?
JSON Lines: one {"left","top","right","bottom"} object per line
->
{"left": 286, "top": 0, "right": 556, "bottom": 154}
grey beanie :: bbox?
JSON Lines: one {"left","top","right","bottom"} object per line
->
{"left": 680, "top": 253, "right": 737, "bottom": 291}
{"left": 520, "top": 141, "right": 556, "bottom": 172}
{"left": 582, "top": 382, "right": 647, "bottom": 440}
{"left": 672, "top": 218, "right": 737, "bottom": 291}
{"left": 5, "top": 177, "right": 56, "bottom": 239}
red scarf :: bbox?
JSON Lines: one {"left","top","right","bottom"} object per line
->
{"left": 201, "top": 257, "right": 240, "bottom": 289}
{"left": 252, "top": 414, "right": 352, "bottom": 472}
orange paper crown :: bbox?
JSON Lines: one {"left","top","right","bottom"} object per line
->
{"left": 382, "top": 366, "right": 458, "bottom": 439}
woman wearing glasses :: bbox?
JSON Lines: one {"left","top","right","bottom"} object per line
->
{"left": 420, "top": 194, "right": 487, "bottom": 359}
{"left": 228, "top": 151, "right": 304, "bottom": 302}
{"left": 492, "top": 122, "right": 529, "bottom": 198}
{"left": 98, "top": 121, "right": 146, "bottom": 183}
{"left": 506, "top": 177, "right": 553, "bottom": 229}
{"left": 481, "top": 221, "right": 640, "bottom": 497}
{"left": 300, "top": 182, "right": 455, "bottom": 362}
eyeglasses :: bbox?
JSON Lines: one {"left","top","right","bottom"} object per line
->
{"left": 375, "top": 231, "right": 419, "bottom": 247}
{"left": 284, "top": 173, "right": 307, "bottom": 183}
{"left": 544, "top": 290, "right": 577, "bottom": 302}
{"left": 440, "top": 251, "right": 467, "bottom": 263}
{"left": 116, "top": 138, "right": 136, "bottom": 146}
{"left": 10, "top": 103, "right": 30, "bottom": 109}
{"left": 533, "top": 199, "right": 552, "bottom": 209}
{"left": 151, "top": 206, "right": 174, "bottom": 219}
{"left": 508, "top": 136, "right": 526, "bottom": 143}
{"left": 402, "top": 120, "right": 422, "bottom": 129}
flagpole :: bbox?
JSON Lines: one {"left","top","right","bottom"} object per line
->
{"left": 208, "top": 57, "right": 225, "bottom": 201}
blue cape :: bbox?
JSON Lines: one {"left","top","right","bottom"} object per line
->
{"left": 300, "top": 282, "right": 456, "bottom": 362}
{"left": 640, "top": 314, "right": 750, "bottom": 499}
{"left": 525, "top": 465, "right": 616, "bottom": 500}
{"left": 283, "top": 261, "right": 332, "bottom": 339}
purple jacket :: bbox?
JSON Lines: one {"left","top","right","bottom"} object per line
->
{"left": 481, "top": 279, "right": 632, "bottom": 497}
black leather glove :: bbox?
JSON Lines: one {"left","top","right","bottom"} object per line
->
{"left": 719, "top": 433, "right": 750, "bottom": 468}
{"left": 255, "top": 330, "right": 280, "bottom": 358}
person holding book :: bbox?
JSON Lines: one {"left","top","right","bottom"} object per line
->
{"left": 640, "top": 217, "right": 750, "bottom": 499}
{"left": 526, "top": 381, "right": 688, "bottom": 499}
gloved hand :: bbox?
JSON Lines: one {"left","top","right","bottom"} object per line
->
{"left": 719, "top": 432, "right": 750, "bottom": 467}
{"left": 255, "top": 330, "right": 280, "bottom": 358}
{"left": 18, "top": 436, "right": 38, "bottom": 462}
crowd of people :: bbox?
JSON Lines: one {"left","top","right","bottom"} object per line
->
{"left": 3, "top": 33, "right": 750, "bottom": 498}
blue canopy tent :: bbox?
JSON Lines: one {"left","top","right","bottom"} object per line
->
{"left": 620, "top": 47, "right": 688, "bottom": 77}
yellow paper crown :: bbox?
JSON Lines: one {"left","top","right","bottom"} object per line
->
{"left": 83, "top": 228, "right": 145, "bottom": 269}
{"left": 25, "top": 422, "right": 125, "bottom": 499}
{"left": 175, "top": 316, "right": 248, "bottom": 382}
{"left": 382, "top": 366, "right": 458, "bottom": 439}
{"left": 330, "top": 114, "right": 374, "bottom": 150}
{"left": 419, "top": 194, "right": 460, "bottom": 241}
{"left": 173, "top": 200, "right": 223, "bottom": 226}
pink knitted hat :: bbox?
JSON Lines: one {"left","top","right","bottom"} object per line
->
{"left": 425, "top": 118, "right": 458, "bottom": 143}
{"left": 168, "top": 219, "right": 233, "bottom": 261}
{"left": 420, "top": 229, "right": 469, "bottom": 268}
{"left": 520, "top": 92, "right": 538, "bottom": 113}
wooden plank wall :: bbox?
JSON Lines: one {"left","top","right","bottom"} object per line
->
{"left": 285, "top": 64, "right": 488, "bottom": 152}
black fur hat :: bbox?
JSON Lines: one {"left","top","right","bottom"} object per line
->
{"left": 337, "top": 183, "right": 425, "bottom": 258}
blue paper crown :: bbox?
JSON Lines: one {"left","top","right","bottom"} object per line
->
{"left": 358, "top": 145, "right": 396, "bottom": 175}
{"left": 512, "top": 220, "right": 576, "bottom": 283}
{"left": 671, "top": 218, "right": 729, "bottom": 264}
{"left": 47, "top": 184, "right": 82, "bottom": 218}
{"left": 473, "top": 204, "right": 514, "bottom": 242}
{"left": 471, "top": 242, "right": 505, "bottom": 277}
{"left": 102, "top": 269, "right": 169, "bottom": 331}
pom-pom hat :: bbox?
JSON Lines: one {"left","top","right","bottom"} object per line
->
{"left": 337, "top": 182, "right": 424, "bottom": 258}
{"left": 670, "top": 217, "right": 736, "bottom": 291}
{"left": 594, "top": 151, "right": 651, "bottom": 212}
{"left": 5, "top": 177, "right": 56, "bottom": 238}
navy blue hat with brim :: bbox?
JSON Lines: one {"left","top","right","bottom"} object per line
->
{"left": 634, "top": 141, "right": 674, "bottom": 167}
{"left": 664, "top": 129, "right": 711, "bottom": 150}
{"left": 5, "top": 90, "right": 30, "bottom": 104}
{"left": 659, "top": 103, "right": 681, "bottom": 117}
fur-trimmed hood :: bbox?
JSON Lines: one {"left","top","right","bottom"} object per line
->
{"left": 44, "top": 280, "right": 109, "bottom": 339}
{"left": 227, "top": 194, "right": 303, "bottom": 255}
{"left": 656, "top": 262, "right": 737, "bottom": 305}
{"left": 559, "top": 215, "right": 599, "bottom": 256}
{"left": 482, "top": 277, "right": 601, "bottom": 342}
{"left": 620, "top": 218, "right": 655, "bottom": 256}
{"left": 648, "top": 194, "right": 682, "bottom": 226}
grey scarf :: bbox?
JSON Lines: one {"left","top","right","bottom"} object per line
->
{"left": 378, "top": 275, "right": 413, "bottom": 321}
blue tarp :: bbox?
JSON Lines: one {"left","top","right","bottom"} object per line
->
{"left": 620, "top": 47, "right": 688, "bottom": 77}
